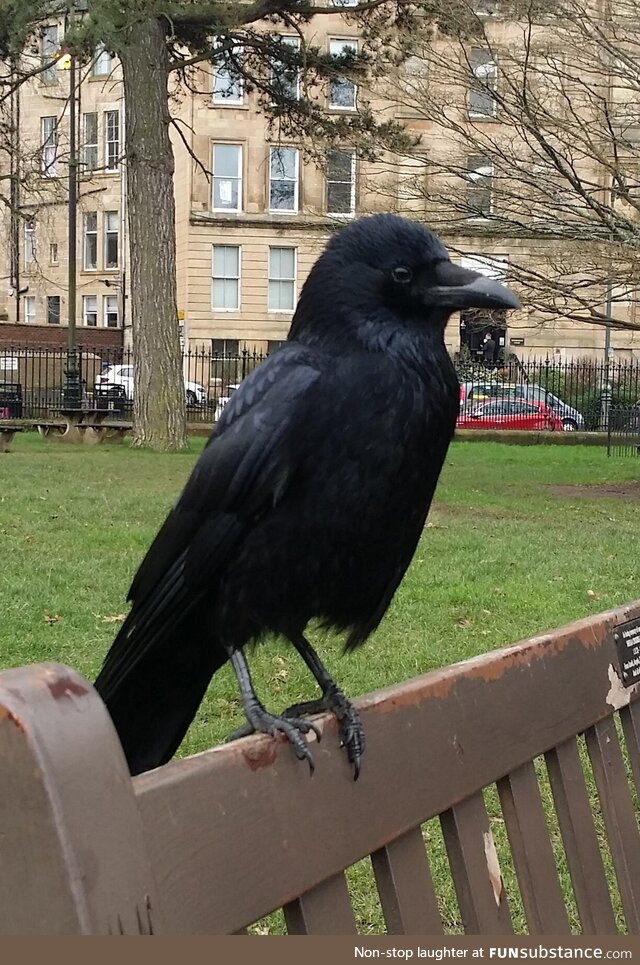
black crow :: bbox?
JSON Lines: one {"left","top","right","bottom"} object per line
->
{"left": 95, "top": 214, "right": 519, "bottom": 779}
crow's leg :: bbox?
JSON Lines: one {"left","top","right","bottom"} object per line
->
{"left": 284, "top": 635, "right": 365, "bottom": 780}
{"left": 226, "top": 647, "right": 320, "bottom": 773}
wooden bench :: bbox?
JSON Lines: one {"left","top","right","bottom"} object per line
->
{"left": 75, "top": 421, "right": 132, "bottom": 444}
{"left": 1, "top": 601, "right": 640, "bottom": 935}
{"left": 32, "top": 418, "right": 132, "bottom": 444}
{"left": 0, "top": 424, "right": 26, "bottom": 452}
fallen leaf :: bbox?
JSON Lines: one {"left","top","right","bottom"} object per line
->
{"left": 456, "top": 617, "right": 473, "bottom": 628}
{"left": 24, "top": 535, "right": 34, "bottom": 543}
{"left": 587, "top": 589, "right": 598, "bottom": 600}
{"left": 482, "top": 609, "right": 492, "bottom": 616}
{"left": 101, "top": 614, "right": 127, "bottom": 623}
{"left": 43, "top": 613, "right": 61, "bottom": 625}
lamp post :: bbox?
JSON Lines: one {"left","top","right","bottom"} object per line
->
{"left": 61, "top": 2, "right": 81, "bottom": 409}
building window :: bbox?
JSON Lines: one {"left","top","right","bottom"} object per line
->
{"left": 212, "top": 144, "right": 242, "bottom": 212}
{"left": 267, "top": 340, "right": 284, "bottom": 354}
{"left": 83, "top": 112, "right": 98, "bottom": 171}
{"left": 24, "top": 221, "right": 36, "bottom": 264}
{"left": 41, "top": 116, "right": 58, "bottom": 177}
{"left": 84, "top": 212, "right": 98, "bottom": 270}
{"left": 24, "top": 296, "right": 36, "bottom": 324}
{"left": 269, "top": 147, "right": 299, "bottom": 213}
{"left": 213, "top": 45, "right": 243, "bottom": 104}
{"left": 104, "top": 211, "right": 119, "bottom": 268}
{"left": 329, "top": 40, "right": 357, "bottom": 110}
{"left": 327, "top": 149, "right": 356, "bottom": 215}
{"left": 469, "top": 49, "right": 497, "bottom": 118}
{"left": 212, "top": 338, "right": 240, "bottom": 356}
{"left": 268, "top": 247, "right": 296, "bottom": 312}
{"left": 104, "top": 294, "right": 119, "bottom": 328}
{"left": 92, "top": 45, "right": 112, "bottom": 77}
{"left": 212, "top": 245, "right": 240, "bottom": 310}
{"left": 104, "top": 110, "right": 120, "bottom": 171}
{"left": 83, "top": 295, "right": 98, "bottom": 327}
{"left": 47, "top": 295, "right": 60, "bottom": 325}
{"left": 331, "top": 0, "right": 359, "bottom": 6}
{"left": 40, "top": 25, "right": 58, "bottom": 84}
{"left": 466, "top": 155, "right": 494, "bottom": 216}
{"left": 272, "top": 37, "right": 300, "bottom": 101}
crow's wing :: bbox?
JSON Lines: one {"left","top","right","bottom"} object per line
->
{"left": 96, "top": 344, "right": 322, "bottom": 696}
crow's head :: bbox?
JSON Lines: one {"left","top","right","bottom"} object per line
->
{"left": 290, "top": 214, "right": 519, "bottom": 345}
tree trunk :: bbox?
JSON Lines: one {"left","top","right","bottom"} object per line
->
{"left": 118, "top": 18, "right": 187, "bottom": 450}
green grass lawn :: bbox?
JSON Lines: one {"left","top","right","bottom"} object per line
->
{"left": 1, "top": 434, "right": 639, "bottom": 933}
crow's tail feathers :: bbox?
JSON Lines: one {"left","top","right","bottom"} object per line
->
{"left": 94, "top": 598, "right": 227, "bottom": 776}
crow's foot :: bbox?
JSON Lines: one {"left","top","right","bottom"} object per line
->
{"left": 227, "top": 707, "right": 320, "bottom": 773}
{"left": 283, "top": 684, "right": 364, "bottom": 780}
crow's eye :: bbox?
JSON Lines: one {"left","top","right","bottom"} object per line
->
{"left": 392, "top": 266, "right": 413, "bottom": 284}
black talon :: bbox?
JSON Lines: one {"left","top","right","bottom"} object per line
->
{"left": 228, "top": 648, "right": 317, "bottom": 772}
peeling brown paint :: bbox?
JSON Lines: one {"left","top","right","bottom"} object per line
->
{"left": 45, "top": 672, "right": 89, "bottom": 701}
{"left": 0, "top": 706, "right": 26, "bottom": 733}
{"left": 361, "top": 614, "right": 633, "bottom": 716}
{"left": 242, "top": 739, "right": 278, "bottom": 771}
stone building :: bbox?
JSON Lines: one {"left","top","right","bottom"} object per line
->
{"left": 2, "top": 5, "right": 638, "bottom": 363}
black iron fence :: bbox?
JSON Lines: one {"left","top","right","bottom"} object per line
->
{"left": 0, "top": 347, "right": 267, "bottom": 425}
{"left": 0, "top": 347, "right": 638, "bottom": 451}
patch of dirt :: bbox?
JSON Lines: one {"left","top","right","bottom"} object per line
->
{"left": 546, "top": 482, "right": 640, "bottom": 499}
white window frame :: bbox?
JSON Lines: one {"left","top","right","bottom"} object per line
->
{"left": 213, "top": 44, "right": 244, "bottom": 105}
{"left": 104, "top": 211, "right": 119, "bottom": 269}
{"left": 24, "top": 295, "right": 36, "bottom": 324}
{"left": 272, "top": 36, "right": 301, "bottom": 102}
{"left": 104, "top": 294, "right": 119, "bottom": 328}
{"left": 46, "top": 295, "right": 60, "bottom": 325}
{"left": 327, "top": 149, "right": 356, "bottom": 216}
{"left": 83, "top": 212, "right": 98, "bottom": 270}
{"left": 83, "top": 295, "right": 98, "bottom": 327}
{"left": 92, "top": 45, "right": 113, "bottom": 77}
{"left": 212, "top": 143, "right": 243, "bottom": 213}
{"left": 268, "top": 246, "right": 297, "bottom": 313}
{"left": 24, "top": 221, "right": 36, "bottom": 264}
{"left": 83, "top": 112, "right": 98, "bottom": 171}
{"left": 469, "top": 50, "right": 498, "bottom": 118}
{"left": 104, "top": 109, "right": 120, "bottom": 172}
{"left": 466, "top": 156, "right": 494, "bottom": 217}
{"left": 49, "top": 242, "right": 58, "bottom": 264}
{"left": 460, "top": 254, "right": 508, "bottom": 280}
{"left": 211, "top": 245, "right": 241, "bottom": 311}
{"left": 41, "top": 116, "right": 58, "bottom": 177}
{"left": 269, "top": 146, "right": 299, "bottom": 214}
{"left": 329, "top": 39, "right": 358, "bottom": 111}
{"left": 40, "top": 25, "right": 58, "bottom": 84}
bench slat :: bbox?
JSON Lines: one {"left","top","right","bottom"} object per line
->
{"left": 586, "top": 717, "right": 640, "bottom": 933}
{"left": 620, "top": 701, "right": 640, "bottom": 798}
{"left": 371, "top": 826, "right": 443, "bottom": 934}
{"left": 497, "top": 761, "right": 570, "bottom": 934}
{"left": 284, "top": 872, "right": 356, "bottom": 935}
{"left": 545, "top": 738, "right": 617, "bottom": 934}
{"left": 440, "top": 792, "right": 513, "bottom": 934}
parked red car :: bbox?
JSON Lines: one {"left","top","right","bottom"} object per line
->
{"left": 457, "top": 398, "right": 564, "bottom": 431}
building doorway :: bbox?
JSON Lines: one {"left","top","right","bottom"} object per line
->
{"left": 460, "top": 308, "right": 507, "bottom": 367}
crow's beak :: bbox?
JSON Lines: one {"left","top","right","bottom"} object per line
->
{"left": 425, "top": 260, "right": 521, "bottom": 312}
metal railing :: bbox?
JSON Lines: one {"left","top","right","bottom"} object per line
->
{"left": 0, "top": 347, "right": 638, "bottom": 448}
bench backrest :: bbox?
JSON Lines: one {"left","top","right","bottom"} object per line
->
{"left": 1, "top": 601, "right": 640, "bottom": 935}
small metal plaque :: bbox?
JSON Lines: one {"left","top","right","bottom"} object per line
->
{"left": 614, "top": 616, "right": 640, "bottom": 687}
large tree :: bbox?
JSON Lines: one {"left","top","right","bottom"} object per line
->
{"left": 377, "top": 0, "right": 640, "bottom": 336}
{"left": 0, "top": 0, "right": 422, "bottom": 449}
